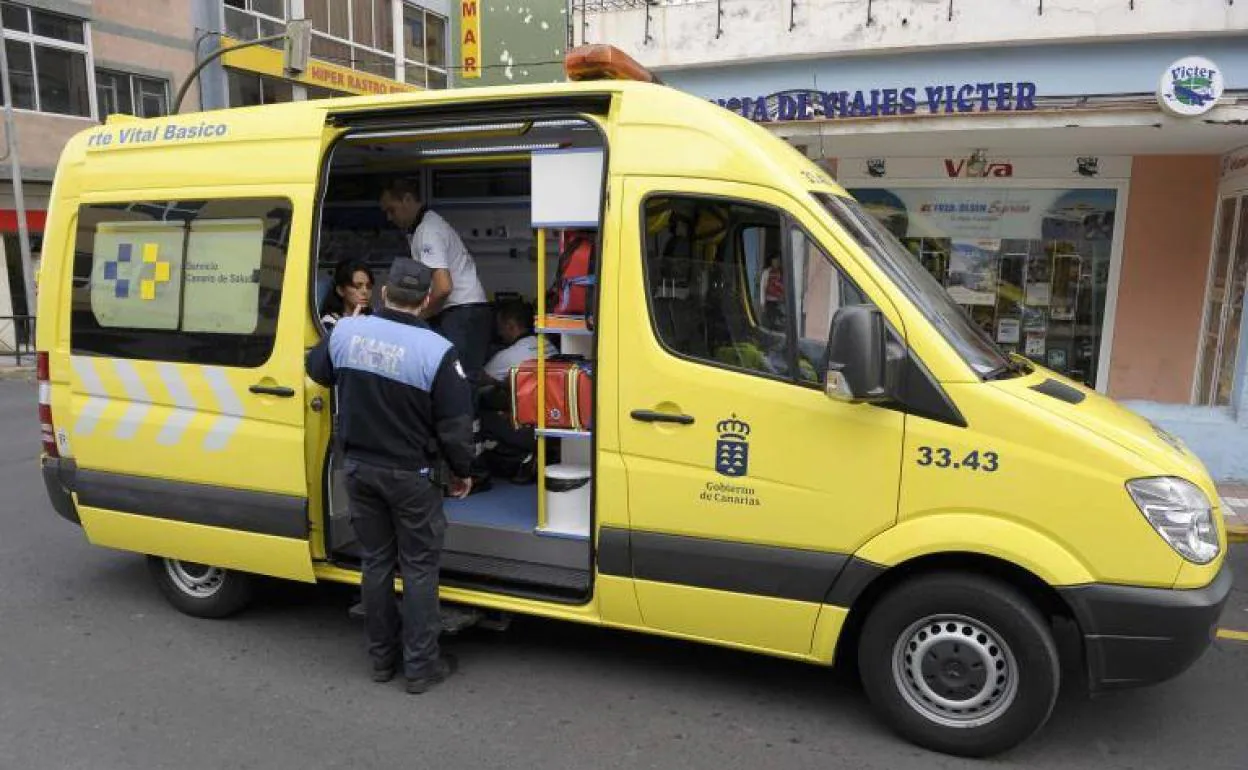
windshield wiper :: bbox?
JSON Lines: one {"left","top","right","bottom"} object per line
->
{"left": 982, "top": 357, "right": 1032, "bottom": 381}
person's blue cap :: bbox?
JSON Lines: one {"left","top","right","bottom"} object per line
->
{"left": 387, "top": 258, "right": 433, "bottom": 293}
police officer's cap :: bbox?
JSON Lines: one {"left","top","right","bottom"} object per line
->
{"left": 387, "top": 259, "right": 433, "bottom": 294}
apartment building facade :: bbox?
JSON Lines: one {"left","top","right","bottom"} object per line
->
{"left": 576, "top": 0, "right": 1248, "bottom": 480}
{"left": 193, "top": 0, "right": 570, "bottom": 109}
{"left": 0, "top": 0, "right": 568, "bottom": 355}
{"left": 0, "top": 0, "right": 193, "bottom": 350}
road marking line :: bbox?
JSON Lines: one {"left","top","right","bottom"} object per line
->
{"left": 1217, "top": 629, "right": 1248, "bottom": 642}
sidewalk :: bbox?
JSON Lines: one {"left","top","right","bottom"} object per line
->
{"left": 0, "top": 363, "right": 34, "bottom": 381}
{"left": 1219, "top": 483, "right": 1248, "bottom": 545}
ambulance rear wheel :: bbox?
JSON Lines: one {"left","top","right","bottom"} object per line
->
{"left": 147, "top": 556, "right": 253, "bottom": 618}
{"left": 857, "top": 573, "right": 1060, "bottom": 758}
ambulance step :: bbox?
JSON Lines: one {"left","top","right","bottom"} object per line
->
{"left": 441, "top": 551, "right": 591, "bottom": 593}
{"left": 348, "top": 602, "right": 512, "bottom": 635}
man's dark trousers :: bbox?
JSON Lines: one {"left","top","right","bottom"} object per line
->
{"left": 433, "top": 303, "right": 492, "bottom": 385}
{"left": 345, "top": 459, "right": 446, "bottom": 680}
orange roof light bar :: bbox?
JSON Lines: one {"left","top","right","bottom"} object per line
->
{"left": 564, "top": 44, "right": 663, "bottom": 85}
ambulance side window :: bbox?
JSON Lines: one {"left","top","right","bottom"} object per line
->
{"left": 643, "top": 195, "right": 793, "bottom": 380}
{"left": 69, "top": 198, "right": 292, "bottom": 367}
{"left": 790, "top": 225, "right": 870, "bottom": 384}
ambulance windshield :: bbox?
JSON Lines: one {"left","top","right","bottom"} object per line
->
{"left": 815, "top": 192, "right": 1012, "bottom": 378}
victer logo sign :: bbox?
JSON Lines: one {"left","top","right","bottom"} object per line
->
{"left": 1158, "top": 56, "right": 1224, "bottom": 117}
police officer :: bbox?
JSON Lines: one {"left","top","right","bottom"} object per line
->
{"left": 378, "top": 177, "right": 493, "bottom": 385}
{"left": 307, "top": 259, "right": 474, "bottom": 694}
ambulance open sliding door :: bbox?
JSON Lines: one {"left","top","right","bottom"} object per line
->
{"left": 64, "top": 197, "right": 315, "bottom": 582}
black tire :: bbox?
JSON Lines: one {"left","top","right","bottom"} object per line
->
{"left": 146, "top": 556, "right": 254, "bottom": 619}
{"left": 857, "top": 572, "right": 1060, "bottom": 758}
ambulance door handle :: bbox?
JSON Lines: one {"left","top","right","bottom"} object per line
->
{"left": 630, "top": 409, "right": 694, "bottom": 425}
{"left": 250, "top": 383, "right": 295, "bottom": 398}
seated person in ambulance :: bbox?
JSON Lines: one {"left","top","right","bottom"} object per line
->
{"left": 320, "top": 260, "right": 374, "bottom": 331}
{"left": 476, "top": 299, "right": 557, "bottom": 484}
{"left": 481, "top": 298, "right": 558, "bottom": 385}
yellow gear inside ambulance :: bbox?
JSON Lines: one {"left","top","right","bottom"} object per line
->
{"left": 34, "top": 44, "right": 1231, "bottom": 759}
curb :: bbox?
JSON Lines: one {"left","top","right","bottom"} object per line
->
{"left": 0, "top": 366, "right": 34, "bottom": 381}
{"left": 1224, "top": 506, "right": 1248, "bottom": 544}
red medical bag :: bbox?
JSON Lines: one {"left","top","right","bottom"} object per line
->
{"left": 548, "top": 231, "right": 596, "bottom": 316}
{"left": 510, "top": 356, "right": 593, "bottom": 431}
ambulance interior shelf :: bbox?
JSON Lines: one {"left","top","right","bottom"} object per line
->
{"left": 525, "top": 225, "right": 597, "bottom": 538}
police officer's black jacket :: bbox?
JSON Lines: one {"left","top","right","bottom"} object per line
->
{"left": 306, "top": 307, "right": 474, "bottom": 478}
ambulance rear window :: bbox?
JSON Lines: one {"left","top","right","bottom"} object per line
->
{"left": 69, "top": 198, "right": 292, "bottom": 367}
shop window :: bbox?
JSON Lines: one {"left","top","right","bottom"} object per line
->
{"left": 70, "top": 199, "right": 292, "bottom": 368}
{"left": 0, "top": 2, "right": 91, "bottom": 117}
{"left": 227, "top": 70, "right": 293, "bottom": 106}
{"left": 305, "top": 85, "right": 343, "bottom": 101}
{"left": 1195, "top": 196, "right": 1248, "bottom": 407}
{"left": 849, "top": 186, "right": 1120, "bottom": 388}
{"left": 96, "top": 70, "right": 169, "bottom": 120}
{"left": 642, "top": 196, "right": 861, "bottom": 384}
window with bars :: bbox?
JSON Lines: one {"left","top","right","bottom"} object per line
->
{"left": 96, "top": 70, "right": 169, "bottom": 120}
{"left": 0, "top": 1, "right": 91, "bottom": 117}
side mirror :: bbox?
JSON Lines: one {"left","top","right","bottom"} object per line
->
{"left": 824, "top": 305, "right": 902, "bottom": 403}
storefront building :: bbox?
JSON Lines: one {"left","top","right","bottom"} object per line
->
{"left": 448, "top": 0, "right": 568, "bottom": 87}
{"left": 578, "top": 0, "right": 1248, "bottom": 479}
{"left": 194, "top": 0, "right": 569, "bottom": 108}
{"left": 193, "top": 0, "right": 444, "bottom": 108}
{"left": 0, "top": 0, "right": 196, "bottom": 356}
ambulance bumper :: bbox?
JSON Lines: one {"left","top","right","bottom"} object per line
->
{"left": 1059, "top": 562, "right": 1232, "bottom": 692}
{"left": 42, "top": 456, "right": 79, "bottom": 526}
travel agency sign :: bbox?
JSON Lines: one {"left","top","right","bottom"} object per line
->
{"left": 714, "top": 81, "right": 1039, "bottom": 123}
{"left": 1157, "top": 56, "right": 1224, "bottom": 117}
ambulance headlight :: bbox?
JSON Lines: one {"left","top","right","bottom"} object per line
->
{"left": 1126, "top": 477, "right": 1220, "bottom": 565}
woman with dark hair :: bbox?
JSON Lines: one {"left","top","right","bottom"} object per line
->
{"left": 321, "top": 260, "right": 374, "bottom": 329}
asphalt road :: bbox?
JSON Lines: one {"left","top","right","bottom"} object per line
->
{"left": 1, "top": 376, "right": 1246, "bottom": 770}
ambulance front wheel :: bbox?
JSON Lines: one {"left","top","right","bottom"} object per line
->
{"left": 147, "top": 556, "right": 254, "bottom": 618}
{"left": 857, "top": 572, "right": 1060, "bottom": 758}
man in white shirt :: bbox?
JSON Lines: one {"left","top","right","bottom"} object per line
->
{"left": 483, "top": 299, "right": 557, "bottom": 384}
{"left": 477, "top": 299, "right": 557, "bottom": 484}
{"left": 379, "top": 178, "right": 493, "bottom": 384}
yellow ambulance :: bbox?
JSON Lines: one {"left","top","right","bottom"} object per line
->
{"left": 36, "top": 46, "right": 1230, "bottom": 757}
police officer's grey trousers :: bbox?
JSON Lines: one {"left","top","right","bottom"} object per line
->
{"left": 344, "top": 459, "right": 445, "bottom": 680}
